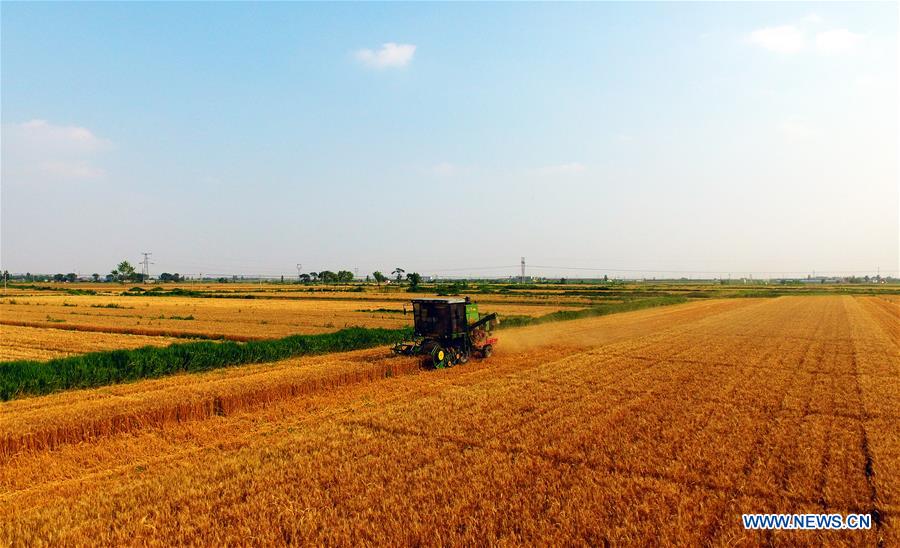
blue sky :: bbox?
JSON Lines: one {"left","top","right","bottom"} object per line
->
{"left": 2, "top": 2, "right": 897, "bottom": 278}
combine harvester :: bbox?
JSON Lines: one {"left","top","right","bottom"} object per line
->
{"left": 392, "top": 297, "right": 498, "bottom": 368}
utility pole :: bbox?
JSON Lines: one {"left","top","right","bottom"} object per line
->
{"left": 520, "top": 257, "right": 525, "bottom": 283}
{"left": 140, "top": 252, "right": 153, "bottom": 283}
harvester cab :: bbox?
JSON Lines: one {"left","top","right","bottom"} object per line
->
{"left": 392, "top": 297, "right": 498, "bottom": 368}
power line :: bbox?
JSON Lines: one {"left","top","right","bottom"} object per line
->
{"left": 424, "top": 265, "right": 520, "bottom": 272}
{"left": 528, "top": 264, "right": 895, "bottom": 276}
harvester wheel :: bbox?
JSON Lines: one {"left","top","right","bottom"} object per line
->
{"left": 481, "top": 344, "right": 493, "bottom": 359}
{"left": 458, "top": 348, "right": 470, "bottom": 364}
{"left": 421, "top": 341, "right": 446, "bottom": 369}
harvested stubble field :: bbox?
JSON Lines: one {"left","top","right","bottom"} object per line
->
{"left": 0, "top": 294, "right": 566, "bottom": 354}
{"left": 1, "top": 295, "right": 897, "bottom": 545}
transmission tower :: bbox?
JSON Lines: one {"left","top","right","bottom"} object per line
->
{"left": 520, "top": 257, "right": 525, "bottom": 283}
{"left": 140, "top": 252, "right": 153, "bottom": 283}
{"left": 296, "top": 263, "right": 303, "bottom": 282}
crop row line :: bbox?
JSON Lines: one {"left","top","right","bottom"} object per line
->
{"left": 589, "top": 352, "right": 898, "bottom": 378}
{"left": 344, "top": 418, "right": 873, "bottom": 516}
{"left": 0, "top": 355, "right": 422, "bottom": 457}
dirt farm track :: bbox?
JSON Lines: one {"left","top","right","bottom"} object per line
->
{"left": 1, "top": 295, "right": 898, "bottom": 545}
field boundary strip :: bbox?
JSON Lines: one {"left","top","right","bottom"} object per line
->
{"left": 0, "top": 326, "right": 413, "bottom": 401}
{"left": 497, "top": 295, "right": 689, "bottom": 328}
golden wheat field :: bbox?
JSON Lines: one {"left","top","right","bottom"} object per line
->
{"left": 0, "top": 324, "right": 182, "bottom": 360}
{"left": 1, "top": 295, "right": 897, "bottom": 545}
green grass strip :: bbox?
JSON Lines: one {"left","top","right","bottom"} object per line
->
{"left": 0, "top": 326, "right": 412, "bottom": 401}
{"left": 496, "top": 296, "right": 689, "bottom": 329}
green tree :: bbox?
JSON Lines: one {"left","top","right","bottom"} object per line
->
{"left": 392, "top": 268, "right": 405, "bottom": 283}
{"left": 111, "top": 261, "right": 137, "bottom": 283}
{"left": 65, "top": 273, "right": 78, "bottom": 283}
{"left": 336, "top": 270, "right": 354, "bottom": 283}
{"left": 372, "top": 271, "right": 387, "bottom": 286}
{"left": 53, "top": 273, "right": 65, "bottom": 282}
{"left": 91, "top": 273, "right": 100, "bottom": 282}
{"left": 406, "top": 272, "right": 422, "bottom": 290}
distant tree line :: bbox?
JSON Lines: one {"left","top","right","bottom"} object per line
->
{"left": 290, "top": 268, "right": 422, "bottom": 289}
{"left": 157, "top": 273, "right": 182, "bottom": 282}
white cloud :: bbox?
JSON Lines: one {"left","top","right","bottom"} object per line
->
{"left": 355, "top": 43, "right": 416, "bottom": 69}
{"left": 748, "top": 25, "right": 806, "bottom": 54}
{"left": 1, "top": 119, "right": 111, "bottom": 184}
{"left": 748, "top": 21, "right": 866, "bottom": 56}
{"left": 536, "top": 162, "right": 587, "bottom": 176}
{"left": 16, "top": 119, "right": 110, "bottom": 151}
{"left": 815, "top": 29, "right": 864, "bottom": 54}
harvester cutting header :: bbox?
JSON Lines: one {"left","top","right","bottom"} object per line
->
{"left": 392, "top": 297, "right": 498, "bottom": 368}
